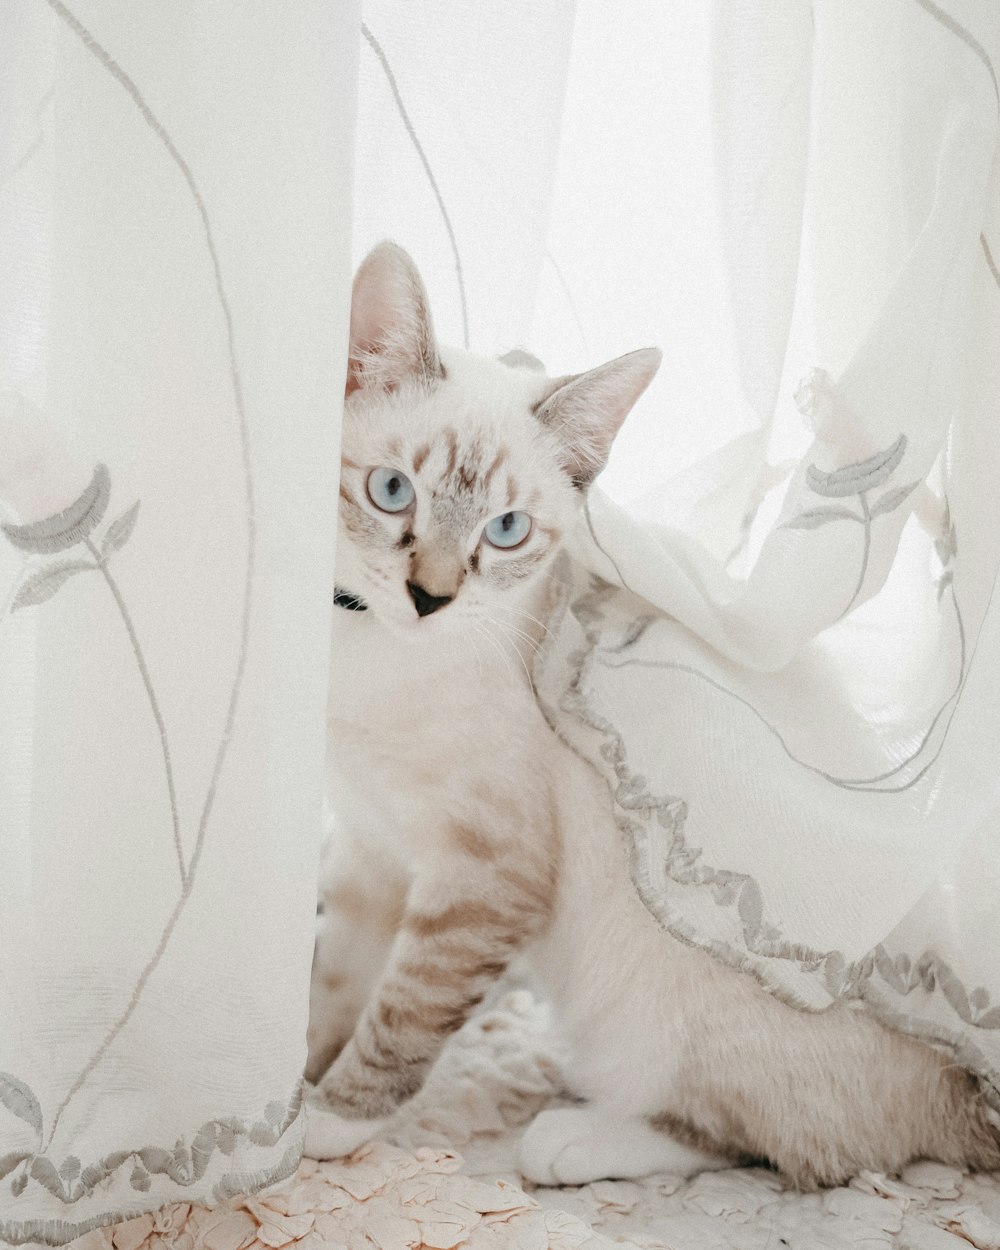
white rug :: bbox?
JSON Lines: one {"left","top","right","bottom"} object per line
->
{"left": 76, "top": 991, "right": 1000, "bottom": 1250}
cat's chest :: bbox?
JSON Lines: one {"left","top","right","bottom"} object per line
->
{"left": 327, "top": 610, "right": 534, "bottom": 835}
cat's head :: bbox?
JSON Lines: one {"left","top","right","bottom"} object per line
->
{"left": 337, "top": 241, "right": 660, "bottom": 639}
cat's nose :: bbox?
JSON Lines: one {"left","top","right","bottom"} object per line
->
{"left": 406, "top": 581, "right": 454, "bottom": 617}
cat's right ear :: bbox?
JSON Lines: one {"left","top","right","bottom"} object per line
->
{"left": 347, "top": 242, "right": 443, "bottom": 397}
{"left": 534, "top": 347, "right": 662, "bottom": 488}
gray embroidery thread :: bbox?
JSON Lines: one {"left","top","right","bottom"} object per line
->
{"left": 583, "top": 466, "right": 966, "bottom": 793}
{"left": 362, "top": 21, "right": 470, "bottom": 348}
{"left": 784, "top": 433, "right": 920, "bottom": 617}
{"left": 911, "top": 0, "right": 999, "bottom": 110}
{"left": 3, "top": 473, "right": 183, "bottom": 880}
{"left": 983, "top": 233, "right": 1000, "bottom": 288}
{"left": 0, "top": 1085, "right": 302, "bottom": 1246}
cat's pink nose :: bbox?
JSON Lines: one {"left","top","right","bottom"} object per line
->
{"left": 407, "top": 581, "right": 453, "bottom": 617}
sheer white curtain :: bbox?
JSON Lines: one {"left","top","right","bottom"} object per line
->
{"left": 1, "top": 0, "right": 357, "bottom": 1240}
{"left": 3, "top": 0, "right": 999, "bottom": 1240}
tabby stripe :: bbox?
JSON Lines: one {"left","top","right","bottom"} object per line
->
{"left": 397, "top": 954, "right": 508, "bottom": 987}
{"left": 404, "top": 899, "right": 513, "bottom": 937}
{"left": 375, "top": 990, "right": 484, "bottom": 1035}
{"left": 496, "top": 862, "right": 556, "bottom": 912}
{"left": 444, "top": 427, "right": 459, "bottom": 477}
{"left": 482, "top": 448, "right": 508, "bottom": 489}
{"left": 351, "top": 1028, "right": 400, "bottom": 1072}
{"left": 450, "top": 822, "right": 502, "bottom": 861}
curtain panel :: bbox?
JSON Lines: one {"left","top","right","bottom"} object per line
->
{"left": 544, "top": 0, "right": 1000, "bottom": 1103}
{"left": 3, "top": 0, "right": 999, "bottom": 1241}
{"left": 1, "top": 0, "right": 358, "bottom": 1240}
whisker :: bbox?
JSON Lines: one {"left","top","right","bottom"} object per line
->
{"left": 493, "top": 602, "right": 550, "bottom": 637}
{"left": 489, "top": 616, "right": 542, "bottom": 659}
{"left": 472, "top": 619, "right": 512, "bottom": 675}
{"left": 464, "top": 625, "right": 485, "bottom": 679}
{"left": 483, "top": 616, "right": 536, "bottom": 690}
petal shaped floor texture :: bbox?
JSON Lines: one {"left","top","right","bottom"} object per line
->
{"left": 79, "top": 991, "right": 1000, "bottom": 1250}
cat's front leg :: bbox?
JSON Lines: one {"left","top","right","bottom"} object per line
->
{"left": 304, "top": 1091, "right": 390, "bottom": 1159}
{"left": 308, "top": 833, "right": 555, "bottom": 1157}
{"left": 306, "top": 834, "right": 408, "bottom": 1084}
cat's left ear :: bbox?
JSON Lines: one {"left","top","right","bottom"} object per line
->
{"left": 347, "top": 241, "right": 443, "bottom": 397}
{"left": 534, "top": 348, "right": 662, "bottom": 488}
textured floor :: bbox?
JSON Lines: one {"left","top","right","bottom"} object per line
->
{"left": 78, "top": 991, "right": 1000, "bottom": 1250}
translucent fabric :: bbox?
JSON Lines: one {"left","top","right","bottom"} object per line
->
{"left": 1, "top": 0, "right": 357, "bottom": 1239}
{"left": 3, "top": 0, "right": 999, "bottom": 1241}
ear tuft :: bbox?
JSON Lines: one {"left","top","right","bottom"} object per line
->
{"left": 347, "top": 242, "right": 443, "bottom": 397}
{"left": 534, "top": 347, "right": 662, "bottom": 487}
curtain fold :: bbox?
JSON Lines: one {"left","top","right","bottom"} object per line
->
{"left": 543, "top": 0, "right": 1000, "bottom": 1096}
{"left": 1, "top": 1, "right": 358, "bottom": 1240}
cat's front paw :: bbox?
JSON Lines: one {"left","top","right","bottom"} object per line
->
{"left": 303, "top": 1096, "right": 386, "bottom": 1160}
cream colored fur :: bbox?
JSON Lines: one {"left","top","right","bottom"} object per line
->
{"left": 307, "top": 242, "right": 1000, "bottom": 1189}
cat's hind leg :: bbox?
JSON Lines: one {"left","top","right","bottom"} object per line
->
{"left": 518, "top": 1105, "right": 731, "bottom": 1186}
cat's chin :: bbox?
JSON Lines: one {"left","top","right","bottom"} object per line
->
{"left": 370, "top": 604, "right": 465, "bottom": 644}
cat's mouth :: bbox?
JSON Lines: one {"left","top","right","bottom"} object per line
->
{"left": 335, "top": 578, "right": 469, "bottom": 640}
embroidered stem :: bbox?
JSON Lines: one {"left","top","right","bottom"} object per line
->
{"left": 84, "top": 536, "right": 185, "bottom": 887}
{"left": 841, "top": 490, "right": 872, "bottom": 619}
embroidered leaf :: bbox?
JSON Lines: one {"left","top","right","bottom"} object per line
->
{"left": 869, "top": 480, "right": 920, "bottom": 518}
{"left": 10, "top": 561, "right": 96, "bottom": 611}
{"left": 11, "top": 1172, "right": 27, "bottom": 1197}
{"left": 0, "top": 1152, "right": 31, "bottom": 1181}
{"left": 784, "top": 507, "right": 860, "bottom": 530}
{"left": 137, "top": 1145, "right": 173, "bottom": 1176}
{"left": 80, "top": 1161, "right": 112, "bottom": 1191}
{"left": 172, "top": 1140, "right": 192, "bottom": 1179}
{"left": 248, "top": 1120, "right": 275, "bottom": 1147}
{"left": 101, "top": 500, "right": 140, "bottom": 557}
{"left": 976, "top": 1007, "right": 1000, "bottom": 1029}
{"left": 823, "top": 951, "right": 847, "bottom": 996}
{"left": 1, "top": 463, "right": 110, "bottom": 554}
{"left": 0, "top": 1073, "right": 42, "bottom": 1136}
{"left": 806, "top": 434, "right": 907, "bottom": 498}
{"left": 191, "top": 1127, "right": 216, "bottom": 1171}
{"left": 29, "top": 1155, "right": 65, "bottom": 1196}
{"left": 940, "top": 967, "right": 972, "bottom": 1021}
{"left": 130, "top": 1163, "right": 151, "bottom": 1192}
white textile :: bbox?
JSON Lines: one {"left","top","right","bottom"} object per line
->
{"left": 2, "top": 0, "right": 999, "bottom": 1241}
{"left": 1, "top": 0, "right": 357, "bottom": 1239}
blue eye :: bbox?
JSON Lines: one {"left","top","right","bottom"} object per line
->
{"left": 484, "top": 511, "right": 532, "bottom": 549}
{"left": 367, "top": 467, "right": 415, "bottom": 513}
